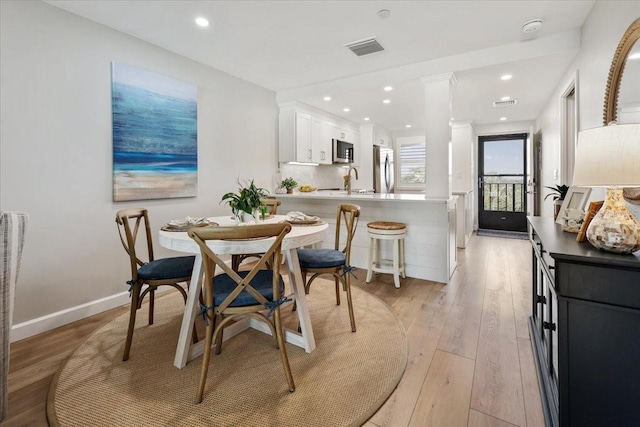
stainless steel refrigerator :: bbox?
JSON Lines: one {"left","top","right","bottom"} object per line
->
{"left": 373, "top": 145, "right": 394, "bottom": 194}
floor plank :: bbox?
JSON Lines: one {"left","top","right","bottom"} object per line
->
{"left": 408, "top": 350, "right": 475, "bottom": 427}
{"left": 468, "top": 409, "right": 519, "bottom": 427}
{"left": 470, "top": 288, "right": 527, "bottom": 426}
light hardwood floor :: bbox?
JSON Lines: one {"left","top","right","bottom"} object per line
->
{"left": 3, "top": 234, "right": 544, "bottom": 426}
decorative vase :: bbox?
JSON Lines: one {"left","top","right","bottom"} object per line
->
{"left": 287, "top": 188, "right": 293, "bottom": 194}
{"left": 586, "top": 188, "right": 640, "bottom": 254}
{"left": 234, "top": 210, "right": 257, "bottom": 224}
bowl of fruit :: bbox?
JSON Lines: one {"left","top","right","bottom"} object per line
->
{"left": 299, "top": 184, "right": 317, "bottom": 193}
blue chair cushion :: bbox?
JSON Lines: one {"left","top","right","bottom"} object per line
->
{"left": 213, "top": 270, "right": 285, "bottom": 307}
{"left": 297, "top": 248, "right": 346, "bottom": 269}
{"left": 137, "top": 256, "right": 195, "bottom": 281}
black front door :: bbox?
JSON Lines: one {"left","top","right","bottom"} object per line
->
{"left": 478, "top": 134, "right": 528, "bottom": 232}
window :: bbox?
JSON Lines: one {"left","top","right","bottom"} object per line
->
{"left": 397, "top": 136, "right": 426, "bottom": 189}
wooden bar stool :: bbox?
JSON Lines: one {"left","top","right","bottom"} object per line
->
{"left": 366, "top": 221, "right": 407, "bottom": 288}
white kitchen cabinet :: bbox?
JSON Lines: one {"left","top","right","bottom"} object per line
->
{"left": 295, "top": 112, "right": 312, "bottom": 162}
{"left": 319, "top": 120, "right": 334, "bottom": 164}
{"left": 279, "top": 101, "right": 360, "bottom": 165}
{"left": 279, "top": 106, "right": 317, "bottom": 163}
{"left": 310, "top": 116, "right": 323, "bottom": 164}
{"left": 374, "top": 127, "right": 392, "bottom": 148}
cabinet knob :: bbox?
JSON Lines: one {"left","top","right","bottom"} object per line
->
{"left": 543, "top": 321, "right": 556, "bottom": 331}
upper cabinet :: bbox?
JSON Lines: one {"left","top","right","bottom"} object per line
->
{"left": 361, "top": 124, "right": 393, "bottom": 149}
{"left": 319, "top": 120, "right": 333, "bottom": 165}
{"left": 373, "top": 126, "right": 392, "bottom": 148}
{"left": 279, "top": 102, "right": 360, "bottom": 165}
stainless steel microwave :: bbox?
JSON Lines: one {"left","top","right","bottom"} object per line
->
{"left": 332, "top": 139, "right": 354, "bottom": 164}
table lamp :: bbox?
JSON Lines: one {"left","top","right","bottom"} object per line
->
{"left": 572, "top": 123, "right": 640, "bottom": 254}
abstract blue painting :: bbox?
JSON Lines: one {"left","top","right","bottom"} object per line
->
{"left": 112, "top": 62, "right": 197, "bottom": 201}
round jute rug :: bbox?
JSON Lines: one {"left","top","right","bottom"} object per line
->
{"left": 47, "top": 281, "right": 407, "bottom": 427}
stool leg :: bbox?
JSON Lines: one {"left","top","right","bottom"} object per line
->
{"left": 393, "top": 238, "right": 401, "bottom": 288}
{"left": 366, "top": 235, "right": 374, "bottom": 283}
{"left": 400, "top": 237, "right": 406, "bottom": 278}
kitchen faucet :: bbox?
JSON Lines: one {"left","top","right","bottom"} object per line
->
{"left": 345, "top": 166, "right": 359, "bottom": 195}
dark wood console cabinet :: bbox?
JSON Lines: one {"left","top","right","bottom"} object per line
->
{"left": 528, "top": 217, "right": 640, "bottom": 427}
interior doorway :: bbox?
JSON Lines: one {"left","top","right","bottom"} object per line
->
{"left": 478, "top": 133, "right": 528, "bottom": 232}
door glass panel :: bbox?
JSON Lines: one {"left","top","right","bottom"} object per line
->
{"left": 483, "top": 139, "right": 525, "bottom": 213}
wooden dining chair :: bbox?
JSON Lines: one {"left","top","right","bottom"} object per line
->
{"left": 231, "top": 198, "right": 281, "bottom": 271}
{"left": 115, "top": 208, "right": 196, "bottom": 361}
{"left": 297, "top": 204, "right": 360, "bottom": 332}
{"left": 188, "top": 222, "right": 294, "bottom": 403}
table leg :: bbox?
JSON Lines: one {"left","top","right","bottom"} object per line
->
{"left": 174, "top": 253, "right": 203, "bottom": 369}
{"left": 285, "top": 248, "right": 316, "bottom": 353}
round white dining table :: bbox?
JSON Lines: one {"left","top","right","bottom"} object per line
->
{"left": 158, "top": 215, "right": 328, "bottom": 369}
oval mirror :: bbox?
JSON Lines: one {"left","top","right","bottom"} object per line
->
{"left": 603, "top": 18, "right": 640, "bottom": 204}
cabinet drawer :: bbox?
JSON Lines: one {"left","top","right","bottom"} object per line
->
{"left": 558, "top": 263, "right": 640, "bottom": 309}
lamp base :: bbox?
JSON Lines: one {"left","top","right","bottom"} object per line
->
{"left": 586, "top": 188, "right": 640, "bottom": 254}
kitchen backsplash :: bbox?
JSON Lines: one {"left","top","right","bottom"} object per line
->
{"left": 277, "top": 164, "right": 350, "bottom": 190}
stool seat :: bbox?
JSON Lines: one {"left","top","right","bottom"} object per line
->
{"left": 366, "top": 221, "right": 406, "bottom": 288}
{"left": 367, "top": 221, "right": 406, "bottom": 231}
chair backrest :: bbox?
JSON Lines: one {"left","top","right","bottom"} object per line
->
{"left": 334, "top": 204, "right": 361, "bottom": 264}
{"left": 1, "top": 211, "right": 28, "bottom": 421}
{"left": 115, "top": 208, "right": 154, "bottom": 280}
{"left": 188, "top": 223, "right": 291, "bottom": 310}
{"left": 262, "top": 198, "right": 281, "bottom": 215}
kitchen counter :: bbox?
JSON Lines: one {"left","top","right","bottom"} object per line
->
{"left": 276, "top": 192, "right": 458, "bottom": 284}
{"left": 278, "top": 191, "right": 451, "bottom": 204}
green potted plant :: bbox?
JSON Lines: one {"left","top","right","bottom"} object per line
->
{"left": 280, "top": 177, "right": 298, "bottom": 194}
{"left": 220, "top": 179, "right": 269, "bottom": 222}
{"left": 544, "top": 184, "right": 570, "bottom": 219}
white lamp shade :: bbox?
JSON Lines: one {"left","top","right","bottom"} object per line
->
{"left": 572, "top": 123, "right": 640, "bottom": 187}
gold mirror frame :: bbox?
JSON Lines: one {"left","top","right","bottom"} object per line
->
{"left": 603, "top": 18, "right": 640, "bottom": 204}
{"left": 603, "top": 18, "right": 640, "bottom": 125}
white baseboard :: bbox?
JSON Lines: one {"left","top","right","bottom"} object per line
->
{"left": 10, "top": 291, "right": 133, "bottom": 343}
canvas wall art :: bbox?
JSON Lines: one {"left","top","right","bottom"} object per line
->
{"left": 112, "top": 62, "right": 197, "bottom": 201}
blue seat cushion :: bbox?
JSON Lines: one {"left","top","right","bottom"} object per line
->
{"left": 137, "top": 256, "right": 195, "bottom": 281}
{"left": 297, "top": 248, "right": 346, "bottom": 269}
{"left": 212, "top": 270, "right": 285, "bottom": 307}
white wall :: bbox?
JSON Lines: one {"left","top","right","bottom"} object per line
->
{"left": 0, "top": 1, "right": 279, "bottom": 328}
{"left": 535, "top": 1, "right": 640, "bottom": 218}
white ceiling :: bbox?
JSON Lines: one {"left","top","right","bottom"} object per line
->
{"left": 45, "top": 0, "right": 596, "bottom": 131}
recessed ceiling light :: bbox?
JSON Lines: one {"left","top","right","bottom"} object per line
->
{"left": 629, "top": 52, "right": 640, "bottom": 60}
{"left": 384, "top": 86, "right": 393, "bottom": 91}
{"left": 501, "top": 74, "right": 513, "bottom": 81}
{"left": 323, "top": 96, "right": 331, "bottom": 101}
{"left": 406, "top": 124, "right": 412, "bottom": 128}
{"left": 501, "top": 96, "right": 511, "bottom": 101}
{"left": 343, "top": 108, "right": 350, "bottom": 112}
{"left": 195, "top": 17, "right": 210, "bottom": 27}
{"left": 364, "top": 117, "right": 370, "bottom": 121}
{"left": 383, "top": 99, "right": 391, "bottom": 104}
{"left": 500, "top": 117, "right": 507, "bottom": 121}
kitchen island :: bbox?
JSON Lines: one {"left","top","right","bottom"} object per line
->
{"left": 276, "top": 191, "right": 457, "bottom": 283}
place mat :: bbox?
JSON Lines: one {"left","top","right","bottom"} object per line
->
{"left": 287, "top": 219, "right": 326, "bottom": 227}
{"left": 161, "top": 222, "right": 218, "bottom": 232}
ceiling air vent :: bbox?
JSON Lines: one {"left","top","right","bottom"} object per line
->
{"left": 346, "top": 38, "right": 384, "bottom": 57}
{"left": 493, "top": 99, "right": 518, "bottom": 107}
